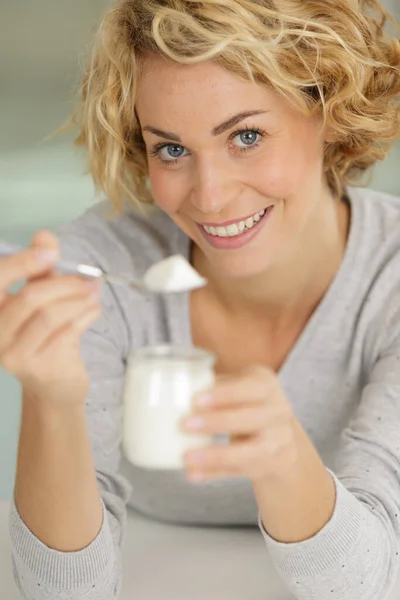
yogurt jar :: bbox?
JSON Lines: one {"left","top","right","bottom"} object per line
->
{"left": 123, "top": 345, "right": 216, "bottom": 469}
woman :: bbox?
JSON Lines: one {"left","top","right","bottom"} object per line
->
{"left": 3, "top": 0, "right": 400, "bottom": 598}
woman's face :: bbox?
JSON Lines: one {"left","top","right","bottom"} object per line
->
{"left": 136, "top": 55, "right": 330, "bottom": 279}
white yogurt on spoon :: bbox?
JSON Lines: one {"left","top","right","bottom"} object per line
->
{"left": 143, "top": 254, "right": 207, "bottom": 293}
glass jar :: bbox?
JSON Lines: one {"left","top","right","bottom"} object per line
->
{"left": 123, "top": 345, "right": 216, "bottom": 469}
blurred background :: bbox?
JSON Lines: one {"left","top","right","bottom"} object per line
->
{"left": 0, "top": 0, "right": 399, "bottom": 500}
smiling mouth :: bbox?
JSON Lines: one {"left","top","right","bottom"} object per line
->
{"left": 199, "top": 208, "right": 270, "bottom": 238}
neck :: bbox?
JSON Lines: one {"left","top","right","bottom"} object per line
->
{"left": 192, "top": 192, "right": 350, "bottom": 325}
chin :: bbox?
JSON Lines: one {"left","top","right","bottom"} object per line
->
{"left": 203, "top": 248, "right": 279, "bottom": 280}
{"left": 192, "top": 230, "right": 284, "bottom": 283}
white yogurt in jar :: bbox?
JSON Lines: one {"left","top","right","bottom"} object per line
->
{"left": 123, "top": 346, "right": 215, "bottom": 469}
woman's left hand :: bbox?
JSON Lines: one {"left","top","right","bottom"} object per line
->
{"left": 182, "top": 365, "right": 297, "bottom": 483}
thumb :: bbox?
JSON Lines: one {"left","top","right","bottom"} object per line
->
{"left": 29, "top": 230, "right": 60, "bottom": 255}
{"left": 28, "top": 230, "right": 60, "bottom": 280}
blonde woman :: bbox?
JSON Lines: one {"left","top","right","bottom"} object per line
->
{"left": 2, "top": 1, "right": 400, "bottom": 599}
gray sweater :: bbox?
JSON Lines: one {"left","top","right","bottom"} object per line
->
{"left": 9, "top": 186, "right": 400, "bottom": 600}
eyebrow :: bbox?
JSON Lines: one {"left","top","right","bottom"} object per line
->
{"left": 142, "top": 110, "right": 269, "bottom": 143}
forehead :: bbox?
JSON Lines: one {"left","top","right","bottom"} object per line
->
{"left": 139, "top": 54, "right": 250, "bottom": 93}
{"left": 136, "top": 54, "right": 282, "bottom": 120}
{"left": 134, "top": 54, "right": 323, "bottom": 145}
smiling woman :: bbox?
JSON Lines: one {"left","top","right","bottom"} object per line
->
{"left": 73, "top": 0, "right": 399, "bottom": 210}
{"left": 134, "top": 55, "right": 336, "bottom": 279}
{"left": 3, "top": 2, "right": 400, "bottom": 600}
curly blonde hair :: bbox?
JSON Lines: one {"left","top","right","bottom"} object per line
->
{"left": 70, "top": 0, "right": 400, "bottom": 211}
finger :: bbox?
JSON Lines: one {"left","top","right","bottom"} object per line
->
{"left": 184, "top": 441, "right": 257, "bottom": 475}
{"left": 28, "top": 230, "right": 61, "bottom": 283}
{"left": 185, "top": 425, "right": 295, "bottom": 480}
{"left": 0, "top": 275, "right": 99, "bottom": 353}
{"left": 193, "top": 366, "right": 277, "bottom": 408}
{"left": 186, "top": 469, "right": 231, "bottom": 483}
{"left": 30, "top": 230, "right": 59, "bottom": 252}
{"left": 9, "top": 294, "right": 100, "bottom": 358}
{"left": 0, "top": 234, "right": 59, "bottom": 291}
{"left": 0, "top": 290, "right": 9, "bottom": 307}
{"left": 1, "top": 303, "right": 101, "bottom": 377}
{"left": 72, "top": 305, "right": 102, "bottom": 333}
{"left": 38, "top": 304, "right": 102, "bottom": 355}
{"left": 182, "top": 406, "right": 271, "bottom": 435}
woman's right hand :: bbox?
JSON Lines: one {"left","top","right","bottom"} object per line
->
{"left": 0, "top": 230, "right": 102, "bottom": 405}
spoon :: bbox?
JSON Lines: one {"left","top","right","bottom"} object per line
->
{"left": 0, "top": 241, "right": 207, "bottom": 294}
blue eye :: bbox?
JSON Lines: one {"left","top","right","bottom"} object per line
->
{"left": 159, "top": 144, "right": 188, "bottom": 161}
{"left": 151, "top": 126, "right": 266, "bottom": 165}
{"left": 234, "top": 130, "right": 260, "bottom": 147}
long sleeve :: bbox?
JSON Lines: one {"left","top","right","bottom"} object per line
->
{"left": 8, "top": 233, "right": 134, "bottom": 599}
{"left": 261, "top": 313, "right": 400, "bottom": 599}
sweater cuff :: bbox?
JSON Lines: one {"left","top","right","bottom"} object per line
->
{"left": 9, "top": 497, "right": 115, "bottom": 589}
{"left": 260, "top": 470, "right": 363, "bottom": 577}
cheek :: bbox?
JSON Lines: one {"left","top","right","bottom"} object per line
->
{"left": 148, "top": 166, "right": 185, "bottom": 214}
{"left": 252, "top": 139, "right": 324, "bottom": 200}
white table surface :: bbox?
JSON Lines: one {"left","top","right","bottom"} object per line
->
{"left": 1, "top": 500, "right": 400, "bottom": 600}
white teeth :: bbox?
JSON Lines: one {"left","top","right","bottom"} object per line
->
{"left": 202, "top": 207, "right": 269, "bottom": 238}
{"left": 216, "top": 226, "right": 228, "bottom": 237}
{"left": 245, "top": 217, "right": 254, "bottom": 229}
{"left": 226, "top": 223, "right": 239, "bottom": 237}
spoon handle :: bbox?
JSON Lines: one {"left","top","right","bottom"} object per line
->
{"left": 0, "top": 241, "right": 104, "bottom": 279}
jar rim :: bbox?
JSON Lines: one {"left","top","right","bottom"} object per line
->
{"left": 129, "top": 344, "right": 216, "bottom": 365}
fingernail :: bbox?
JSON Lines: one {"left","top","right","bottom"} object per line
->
{"left": 184, "top": 416, "right": 205, "bottom": 430}
{"left": 194, "top": 393, "right": 213, "bottom": 407}
{"left": 188, "top": 471, "right": 205, "bottom": 482}
{"left": 35, "top": 249, "right": 58, "bottom": 264}
{"left": 187, "top": 451, "right": 206, "bottom": 465}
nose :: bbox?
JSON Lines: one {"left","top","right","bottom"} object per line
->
{"left": 189, "top": 155, "right": 239, "bottom": 215}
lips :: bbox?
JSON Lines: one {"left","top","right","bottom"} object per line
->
{"left": 198, "top": 208, "right": 270, "bottom": 229}
{"left": 196, "top": 205, "right": 274, "bottom": 250}
{"left": 200, "top": 208, "right": 267, "bottom": 239}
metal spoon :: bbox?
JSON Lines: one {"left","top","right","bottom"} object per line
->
{"left": 0, "top": 241, "right": 206, "bottom": 294}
